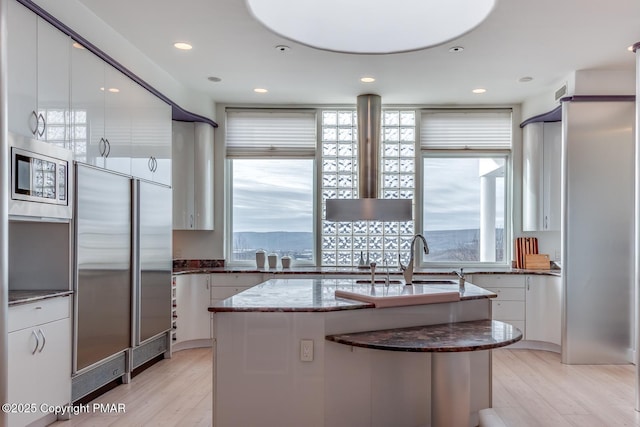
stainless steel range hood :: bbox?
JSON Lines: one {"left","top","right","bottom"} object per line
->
{"left": 325, "top": 94, "right": 412, "bottom": 221}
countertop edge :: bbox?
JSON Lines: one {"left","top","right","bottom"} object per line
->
{"left": 9, "top": 290, "right": 73, "bottom": 306}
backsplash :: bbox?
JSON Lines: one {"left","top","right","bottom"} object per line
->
{"left": 173, "top": 259, "right": 225, "bottom": 270}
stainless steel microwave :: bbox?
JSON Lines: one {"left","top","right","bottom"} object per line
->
{"left": 9, "top": 133, "right": 73, "bottom": 220}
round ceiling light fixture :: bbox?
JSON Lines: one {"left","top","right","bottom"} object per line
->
{"left": 360, "top": 77, "right": 376, "bottom": 83}
{"left": 254, "top": 88, "right": 268, "bottom": 93}
{"left": 173, "top": 42, "right": 193, "bottom": 50}
{"left": 208, "top": 76, "right": 222, "bottom": 82}
{"left": 472, "top": 88, "right": 487, "bottom": 94}
{"left": 246, "top": 0, "right": 496, "bottom": 54}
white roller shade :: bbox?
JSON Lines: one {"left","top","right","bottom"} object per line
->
{"left": 421, "top": 110, "right": 512, "bottom": 149}
{"left": 226, "top": 110, "right": 317, "bottom": 157}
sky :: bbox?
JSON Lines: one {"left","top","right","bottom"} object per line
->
{"left": 231, "top": 157, "right": 505, "bottom": 233}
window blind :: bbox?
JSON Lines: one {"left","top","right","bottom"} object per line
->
{"left": 226, "top": 110, "right": 317, "bottom": 157}
{"left": 420, "top": 110, "right": 512, "bottom": 149}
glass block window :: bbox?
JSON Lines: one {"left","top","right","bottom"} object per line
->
{"left": 321, "top": 110, "right": 416, "bottom": 267}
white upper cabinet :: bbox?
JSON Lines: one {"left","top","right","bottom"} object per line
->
{"left": 8, "top": 0, "right": 71, "bottom": 147}
{"left": 130, "top": 82, "right": 172, "bottom": 186}
{"left": 522, "top": 121, "right": 561, "bottom": 231}
{"left": 71, "top": 43, "right": 132, "bottom": 175}
{"left": 172, "top": 121, "right": 214, "bottom": 230}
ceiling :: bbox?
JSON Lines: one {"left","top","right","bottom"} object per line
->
{"left": 75, "top": 0, "right": 640, "bottom": 106}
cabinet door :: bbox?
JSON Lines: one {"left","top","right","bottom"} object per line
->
{"left": 193, "top": 123, "right": 214, "bottom": 230}
{"left": 172, "top": 121, "right": 196, "bottom": 229}
{"left": 525, "top": 275, "right": 561, "bottom": 345}
{"left": 37, "top": 17, "right": 71, "bottom": 148}
{"left": 103, "top": 66, "right": 132, "bottom": 175}
{"left": 131, "top": 86, "right": 172, "bottom": 185}
{"left": 70, "top": 39, "right": 106, "bottom": 166}
{"left": 522, "top": 123, "right": 543, "bottom": 231}
{"left": 8, "top": 0, "right": 38, "bottom": 138}
{"left": 175, "top": 274, "right": 211, "bottom": 342}
{"left": 8, "top": 318, "right": 71, "bottom": 426}
{"left": 542, "top": 122, "right": 561, "bottom": 231}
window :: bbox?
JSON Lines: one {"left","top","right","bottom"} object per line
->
{"left": 320, "top": 110, "right": 416, "bottom": 267}
{"left": 420, "top": 110, "right": 511, "bottom": 265}
{"left": 227, "top": 110, "right": 316, "bottom": 264}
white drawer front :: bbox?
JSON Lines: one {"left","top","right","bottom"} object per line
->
{"left": 484, "top": 287, "right": 525, "bottom": 301}
{"left": 210, "top": 273, "right": 264, "bottom": 287}
{"left": 492, "top": 300, "right": 525, "bottom": 321}
{"left": 9, "top": 296, "right": 70, "bottom": 332}
{"left": 472, "top": 274, "right": 524, "bottom": 288}
{"left": 210, "top": 286, "right": 251, "bottom": 300}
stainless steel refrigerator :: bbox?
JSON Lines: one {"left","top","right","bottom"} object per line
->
{"left": 74, "top": 164, "right": 132, "bottom": 372}
{"left": 561, "top": 97, "right": 635, "bottom": 364}
{"left": 73, "top": 164, "right": 171, "bottom": 399}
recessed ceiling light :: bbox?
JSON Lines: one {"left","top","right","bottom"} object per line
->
{"left": 108, "top": 88, "right": 120, "bottom": 93}
{"left": 208, "top": 76, "right": 222, "bottom": 82}
{"left": 628, "top": 45, "right": 635, "bottom": 52}
{"left": 254, "top": 88, "right": 268, "bottom": 93}
{"left": 472, "top": 88, "right": 487, "bottom": 94}
{"left": 275, "top": 45, "right": 291, "bottom": 52}
{"left": 449, "top": 46, "right": 464, "bottom": 53}
{"left": 72, "top": 42, "right": 85, "bottom": 49}
{"left": 518, "top": 76, "right": 533, "bottom": 83}
{"left": 360, "top": 77, "right": 376, "bottom": 83}
{"left": 173, "top": 42, "right": 193, "bottom": 50}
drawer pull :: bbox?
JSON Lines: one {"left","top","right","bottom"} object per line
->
{"left": 35, "top": 306, "right": 42, "bottom": 310}
{"left": 31, "top": 330, "right": 39, "bottom": 355}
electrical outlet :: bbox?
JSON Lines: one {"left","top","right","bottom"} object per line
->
{"left": 300, "top": 339, "right": 313, "bottom": 362}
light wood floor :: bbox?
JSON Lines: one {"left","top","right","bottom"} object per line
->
{"left": 52, "top": 347, "right": 640, "bottom": 427}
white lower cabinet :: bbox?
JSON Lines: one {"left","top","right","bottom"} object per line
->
{"left": 174, "top": 274, "right": 212, "bottom": 348}
{"left": 472, "top": 273, "right": 562, "bottom": 350}
{"left": 472, "top": 274, "right": 526, "bottom": 337}
{"left": 209, "top": 273, "right": 265, "bottom": 305}
{"left": 525, "top": 275, "right": 562, "bottom": 345}
{"left": 8, "top": 297, "right": 71, "bottom": 426}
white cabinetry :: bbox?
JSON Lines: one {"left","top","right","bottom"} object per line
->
{"left": 525, "top": 275, "right": 562, "bottom": 346}
{"left": 70, "top": 41, "right": 132, "bottom": 175}
{"left": 473, "top": 274, "right": 525, "bottom": 336}
{"left": 8, "top": 297, "right": 71, "bottom": 426}
{"left": 210, "top": 273, "right": 264, "bottom": 304}
{"left": 172, "top": 121, "right": 214, "bottom": 230}
{"left": 8, "top": 0, "right": 71, "bottom": 146}
{"left": 522, "top": 121, "right": 561, "bottom": 231}
{"left": 130, "top": 84, "right": 172, "bottom": 185}
{"left": 174, "top": 274, "right": 212, "bottom": 350}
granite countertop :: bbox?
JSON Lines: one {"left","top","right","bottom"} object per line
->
{"left": 208, "top": 278, "right": 496, "bottom": 313}
{"left": 9, "top": 289, "right": 73, "bottom": 306}
{"left": 325, "top": 319, "right": 522, "bottom": 353}
{"left": 175, "top": 265, "right": 561, "bottom": 277}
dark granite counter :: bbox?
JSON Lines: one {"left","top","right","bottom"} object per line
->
{"left": 9, "top": 289, "right": 73, "bottom": 306}
{"left": 326, "top": 319, "right": 522, "bottom": 353}
{"left": 208, "top": 278, "right": 496, "bottom": 313}
{"left": 176, "top": 265, "right": 560, "bottom": 277}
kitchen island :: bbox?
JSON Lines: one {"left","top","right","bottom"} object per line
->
{"left": 209, "top": 278, "right": 501, "bottom": 427}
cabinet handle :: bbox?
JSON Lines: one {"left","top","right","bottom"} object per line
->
{"left": 30, "top": 111, "right": 39, "bottom": 136}
{"left": 105, "top": 139, "right": 111, "bottom": 158}
{"left": 153, "top": 157, "right": 158, "bottom": 172}
{"left": 148, "top": 156, "right": 154, "bottom": 172}
{"left": 544, "top": 216, "right": 549, "bottom": 229}
{"left": 190, "top": 214, "right": 194, "bottom": 228}
{"left": 98, "top": 138, "right": 106, "bottom": 156}
{"left": 526, "top": 276, "right": 530, "bottom": 291}
{"left": 206, "top": 278, "right": 210, "bottom": 290}
{"left": 31, "top": 330, "right": 39, "bottom": 355}
{"left": 37, "top": 113, "right": 46, "bottom": 138}
{"left": 38, "top": 328, "right": 46, "bottom": 353}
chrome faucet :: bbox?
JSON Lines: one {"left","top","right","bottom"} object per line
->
{"left": 399, "top": 234, "right": 429, "bottom": 285}
{"left": 453, "top": 268, "right": 465, "bottom": 291}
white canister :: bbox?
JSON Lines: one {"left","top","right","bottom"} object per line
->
{"left": 255, "top": 249, "right": 266, "bottom": 268}
{"left": 268, "top": 253, "right": 278, "bottom": 269}
{"left": 281, "top": 256, "right": 291, "bottom": 268}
